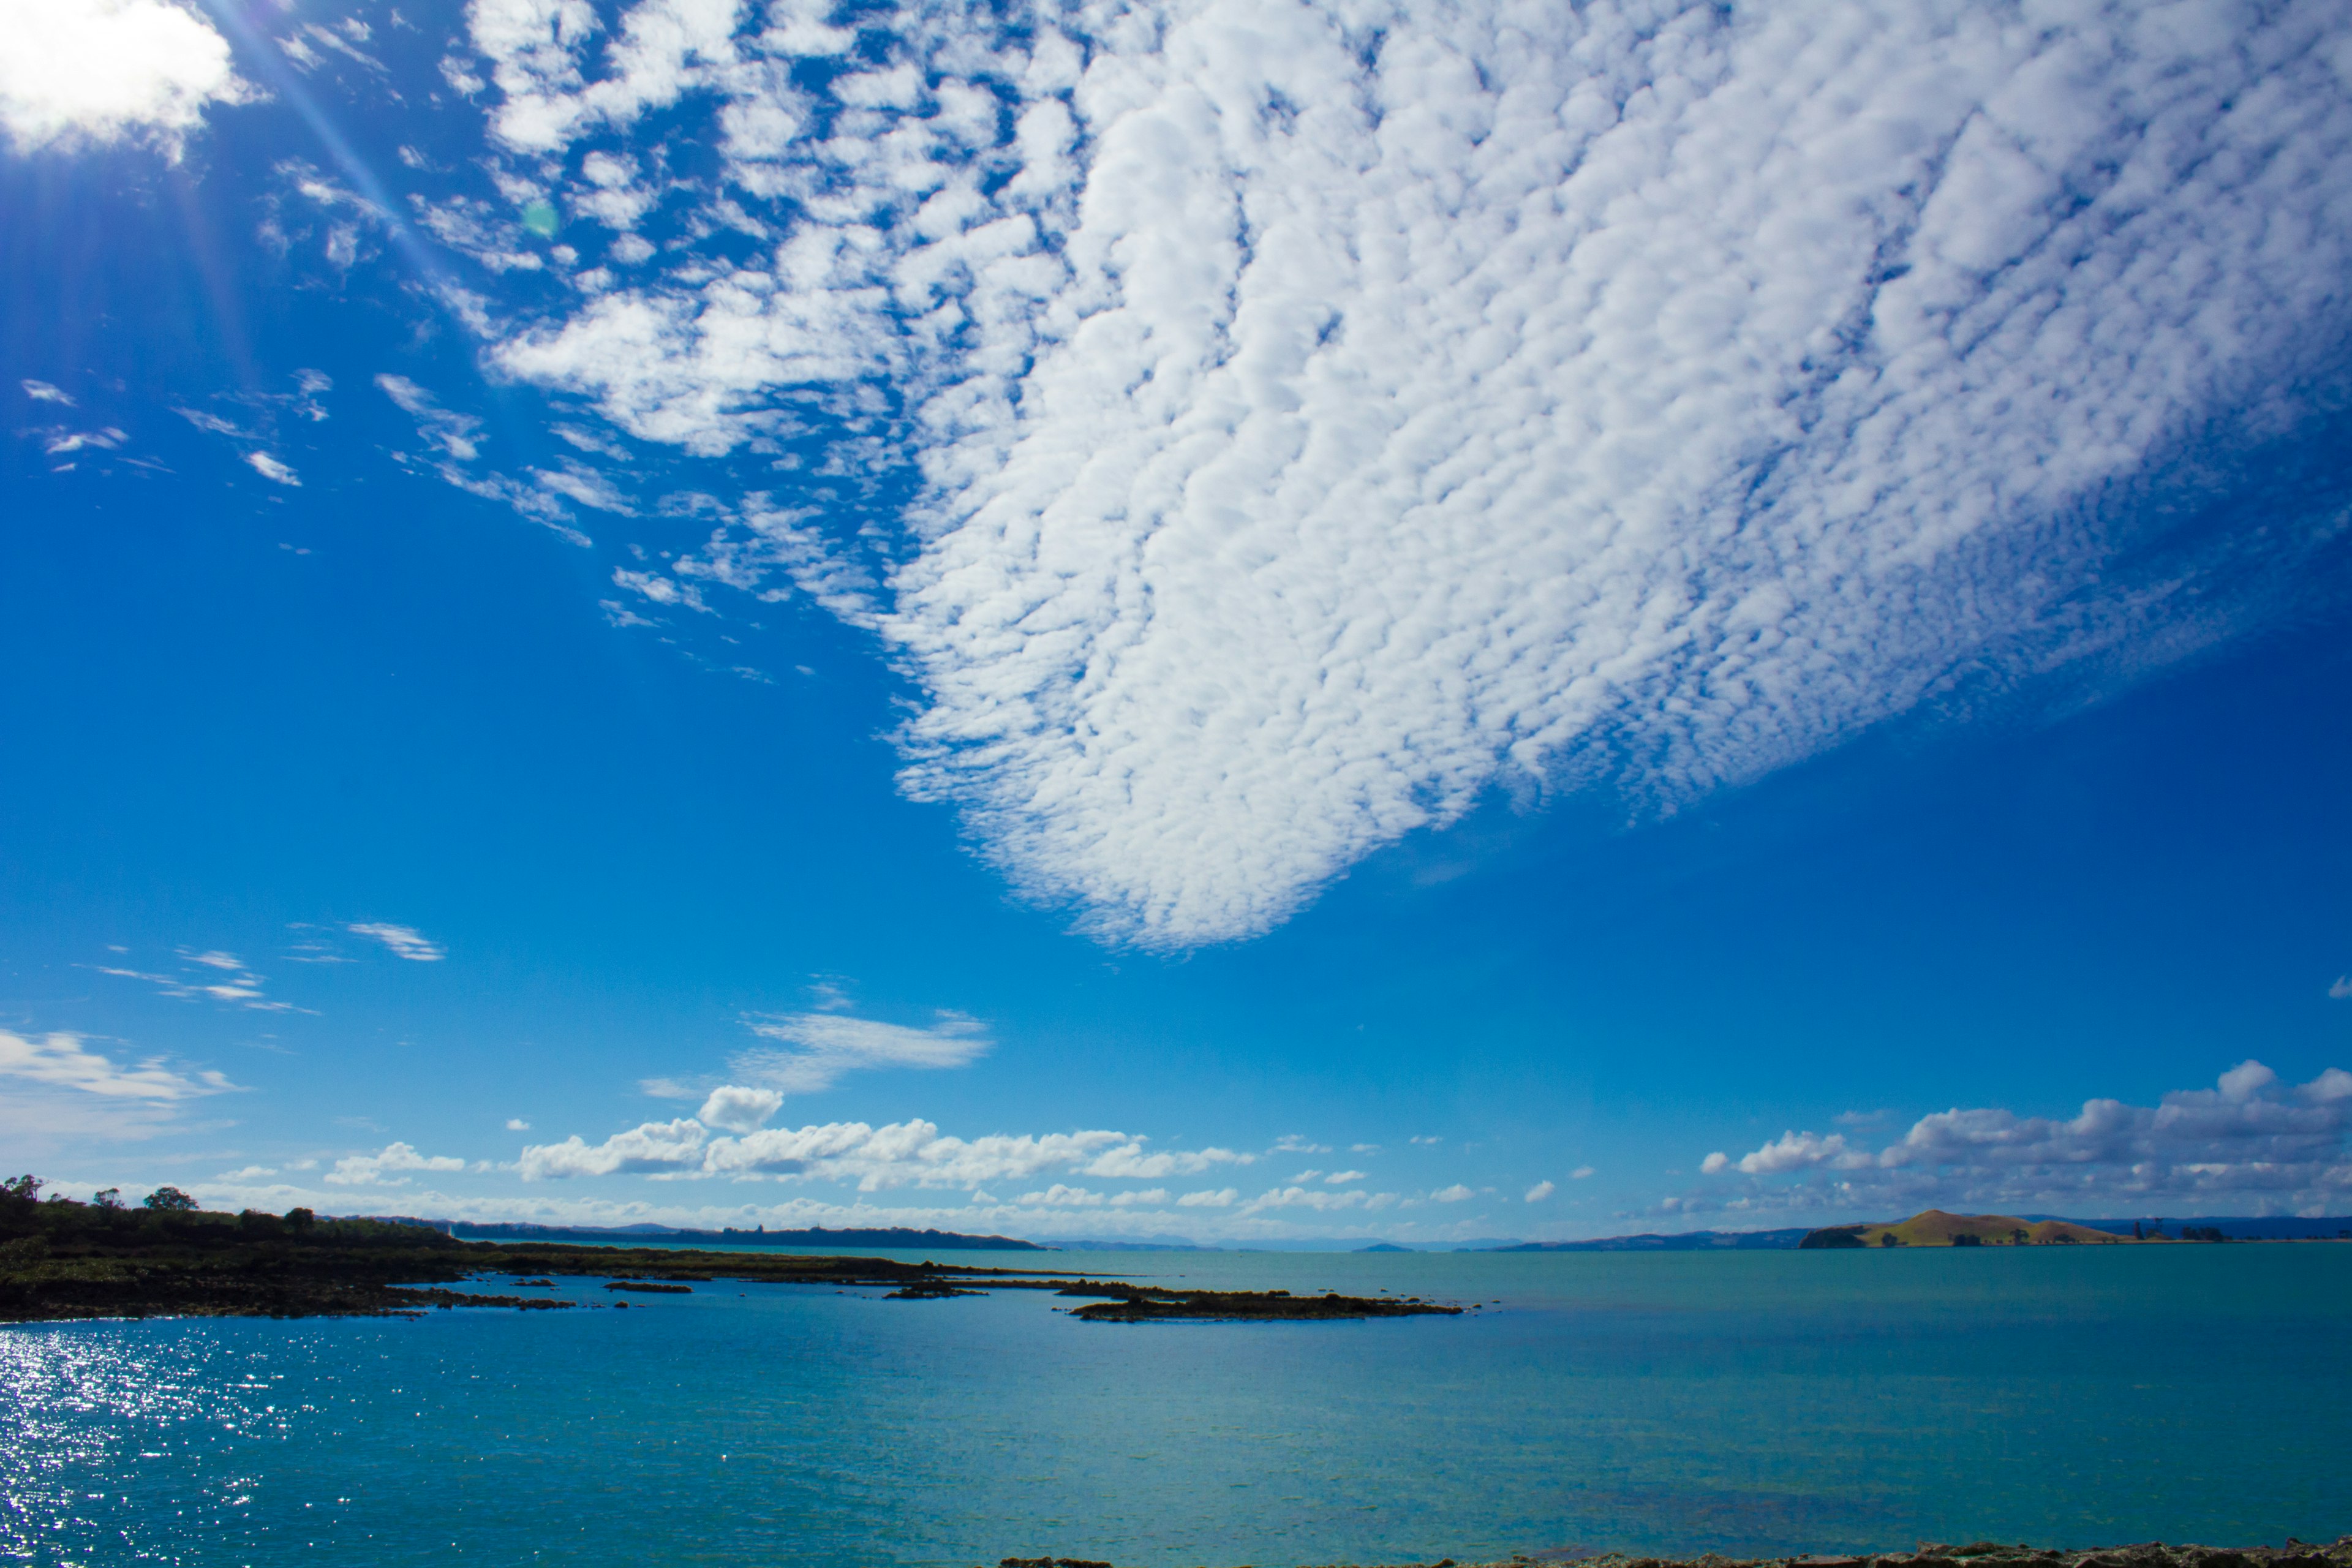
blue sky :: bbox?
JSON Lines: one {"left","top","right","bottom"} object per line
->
{"left": 2, "top": 0, "right": 2350, "bottom": 1242}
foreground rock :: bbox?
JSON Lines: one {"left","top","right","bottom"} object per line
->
{"left": 1052, "top": 1281, "right": 1461, "bottom": 1322}
{"left": 995, "top": 1538, "right": 2352, "bottom": 1568}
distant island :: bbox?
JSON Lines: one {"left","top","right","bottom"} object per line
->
{"left": 1799, "top": 1208, "right": 2352, "bottom": 1247}
{"left": 1485, "top": 1210, "right": 2352, "bottom": 1251}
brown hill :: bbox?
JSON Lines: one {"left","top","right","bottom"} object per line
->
{"left": 1801, "top": 1208, "right": 2139, "bottom": 1248}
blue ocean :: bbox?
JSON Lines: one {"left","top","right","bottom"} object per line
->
{"left": 4, "top": 1246, "right": 2346, "bottom": 1567}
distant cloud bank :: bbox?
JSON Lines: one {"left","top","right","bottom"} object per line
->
{"left": 1693, "top": 1060, "right": 2352, "bottom": 1218}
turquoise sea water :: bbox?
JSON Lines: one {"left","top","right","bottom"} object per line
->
{"left": 3, "top": 1246, "right": 2347, "bottom": 1567}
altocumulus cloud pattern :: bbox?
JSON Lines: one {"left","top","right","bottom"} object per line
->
{"left": 438, "top": 0, "right": 2352, "bottom": 944}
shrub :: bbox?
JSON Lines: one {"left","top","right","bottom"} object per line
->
{"left": 143, "top": 1187, "right": 199, "bottom": 1212}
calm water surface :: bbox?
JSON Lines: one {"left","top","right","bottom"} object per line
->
{"left": 2, "top": 1246, "right": 2345, "bottom": 1566}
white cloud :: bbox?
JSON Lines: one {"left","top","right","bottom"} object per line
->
{"left": 518, "top": 1113, "right": 1261, "bottom": 1195}
{"left": 518, "top": 1117, "right": 709, "bottom": 1179}
{"left": 0, "top": 1028, "right": 236, "bottom": 1100}
{"left": 0, "top": 0, "right": 252, "bottom": 158}
{"left": 734, "top": 1009, "right": 990, "bottom": 1093}
{"left": 2330, "top": 976, "right": 2351, "bottom": 1000}
{"left": 1081, "top": 1142, "right": 1254, "bottom": 1178}
{"left": 1430, "top": 1184, "right": 1475, "bottom": 1204}
{"left": 1523, "top": 1180, "right": 1555, "bottom": 1203}
{"left": 1270, "top": 1134, "right": 1330, "bottom": 1155}
{"left": 1323, "top": 1169, "right": 1365, "bottom": 1185}
{"left": 505, "top": 1117, "right": 532, "bottom": 1131}
{"left": 1570, "top": 1166, "right": 1594, "bottom": 1180}
{"left": 1175, "top": 1187, "right": 1236, "bottom": 1208}
{"left": 245, "top": 452, "right": 300, "bottom": 486}
{"left": 1014, "top": 1184, "right": 1171, "bottom": 1208}
{"left": 325, "top": 1141, "right": 470, "bottom": 1186}
{"left": 1240, "top": 1185, "right": 1398, "bottom": 1215}
{"left": 91, "top": 949, "right": 303, "bottom": 1012}
{"left": 21, "top": 379, "right": 74, "bottom": 405}
{"left": 346, "top": 922, "right": 447, "bottom": 961}
{"left": 459, "top": 0, "right": 2352, "bottom": 948}
{"left": 696, "top": 1083, "right": 782, "bottom": 1133}
{"left": 1700, "top": 1129, "right": 1871, "bottom": 1176}
{"left": 1692, "top": 1060, "right": 2352, "bottom": 1216}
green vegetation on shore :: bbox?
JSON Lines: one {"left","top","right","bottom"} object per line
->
{"left": 1802, "top": 1208, "right": 2177, "bottom": 1248}
{"left": 0, "top": 1177, "right": 1458, "bottom": 1325}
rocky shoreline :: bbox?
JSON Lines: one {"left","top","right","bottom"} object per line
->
{"left": 998, "top": 1539, "right": 2352, "bottom": 1568}
{"left": 0, "top": 1183, "right": 1458, "bottom": 1325}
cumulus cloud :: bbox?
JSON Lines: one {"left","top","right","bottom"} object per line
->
{"left": 326, "top": 1141, "right": 469, "bottom": 1186}
{"left": 1695, "top": 1060, "right": 2352, "bottom": 1215}
{"left": 0, "top": 0, "right": 252, "bottom": 158}
{"left": 0, "top": 1028, "right": 236, "bottom": 1100}
{"left": 346, "top": 922, "right": 447, "bottom": 961}
{"left": 1700, "top": 1129, "right": 1871, "bottom": 1176}
{"left": 734, "top": 1009, "right": 990, "bottom": 1093}
{"left": 1524, "top": 1180, "right": 1555, "bottom": 1202}
{"left": 1430, "top": 1184, "right": 1476, "bottom": 1204}
{"left": 517, "top": 1114, "right": 1254, "bottom": 1193}
{"left": 458, "top": 0, "right": 2352, "bottom": 948}
{"left": 1240, "top": 1185, "right": 1399, "bottom": 1215}
{"left": 696, "top": 1083, "right": 782, "bottom": 1133}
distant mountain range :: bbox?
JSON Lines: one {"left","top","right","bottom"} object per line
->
{"left": 1486, "top": 1227, "right": 1817, "bottom": 1251}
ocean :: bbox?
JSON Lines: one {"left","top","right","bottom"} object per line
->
{"left": 4, "top": 1245, "right": 2346, "bottom": 1566}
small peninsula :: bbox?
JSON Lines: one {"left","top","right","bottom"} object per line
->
{"left": 0, "top": 1179, "right": 1456, "bottom": 1326}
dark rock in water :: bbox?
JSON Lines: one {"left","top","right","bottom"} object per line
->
{"left": 1054, "top": 1280, "right": 1463, "bottom": 1322}
{"left": 604, "top": 1280, "right": 692, "bottom": 1294}
{"left": 886, "top": 1282, "right": 982, "bottom": 1298}
{"left": 1000, "top": 1558, "right": 1114, "bottom": 1567}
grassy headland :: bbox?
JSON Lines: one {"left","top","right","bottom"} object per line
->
{"left": 1803, "top": 1208, "right": 2165, "bottom": 1248}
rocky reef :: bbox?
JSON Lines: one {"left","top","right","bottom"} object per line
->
{"left": 1051, "top": 1280, "right": 1461, "bottom": 1322}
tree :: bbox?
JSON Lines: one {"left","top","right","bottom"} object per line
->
{"left": 1, "top": 1175, "right": 41, "bottom": 1204}
{"left": 92, "top": 1188, "right": 124, "bottom": 1210}
{"left": 143, "top": 1187, "right": 198, "bottom": 1212}
{"left": 283, "top": 1207, "right": 315, "bottom": 1231}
